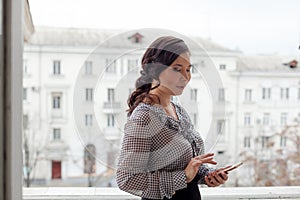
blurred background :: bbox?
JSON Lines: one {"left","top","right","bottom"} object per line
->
{"left": 22, "top": 0, "right": 300, "bottom": 187}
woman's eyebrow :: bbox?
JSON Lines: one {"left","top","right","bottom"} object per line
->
{"left": 173, "top": 63, "right": 192, "bottom": 67}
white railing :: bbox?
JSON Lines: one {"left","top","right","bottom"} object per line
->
{"left": 23, "top": 186, "right": 300, "bottom": 200}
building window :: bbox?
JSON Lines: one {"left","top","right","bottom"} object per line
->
{"left": 53, "top": 60, "right": 61, "bottom": 75}
{"left": 128, "top": 59, "right": 138, "bottom": 72}
{"left": 280, "top": 135, "right": 287, "bottom": 147}
{"left": 280, "top": 88, "right": 289, "bottom": 100}
{"left": 218, "top": 88, "right": 225, "bottom": 102}
{"left": 219, "top": 64, "right": 226, "bottom": 70}
{"left": 280, "top": 112, "right": 287, "bottom": 126}
{"left": 85, "top": 88, "right": 93, "bottom": 101}
{"left": 84, "top": 144, "right": 96, "bottom": 174}
{"left": 105, "top": 59, "right": 116, "bottom": 73}
{"left": 52, "top": 92, "right": 62, "bottom": 109}
{"left": 244, "top": 113, "right": 251, "bottom": 126}
{"left": 129, "top": 33, "right": 143, "bottom": 43}
{"left": 191, "top": 63, "right": 197, "bottom": 73}
{"left": 261, "top": 136, "right": 270, "bottom": 148}
{"left": 23, "top": 59, "right": 28, "bottom": 75}
{"left": 85, "top": 114, "right": 93, "bottom": 126}
{"left": 262, "top": 88, "right": 271, "bottom": 100}
{"left": 217, "top": 119, "right": 225, "bottom": 134}
{"left": 53, "top": 128, "right": 61, "bottom": 140}
{"left": 107, "top": 114, "right": 115, "bottom": 127}
{"left": 23, "top": 88, "right": 27, "bottom": 101}
{"left": 193, "top": 113, "right": 198, "bottom": 128}
{"left": 244, "top": 136, "right": 251, "bottom": 148}
{"left": 84, "top": 61, "right": 93, "bottom": 75}
{"left": 23, "top": 114, "right": 29, "bottom": 130}
{"left": 190, "top": 89, "right": 197, "bottom": 101}
{"left": 263, "top": 113, "right": 270, "bottom": 126}
{"left": 244, "top": 89, "right": 252, "bottom": 102}
{"left": 108, "top": 88, "right": 115, "bottom": 102}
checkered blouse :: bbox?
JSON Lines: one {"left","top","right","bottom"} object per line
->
{"left": 116, "top": 101, "right": 212, "bottom": 199}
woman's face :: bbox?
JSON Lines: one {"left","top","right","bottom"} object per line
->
{"left": 157, "top": 52, "right": 191, "bottom": 96}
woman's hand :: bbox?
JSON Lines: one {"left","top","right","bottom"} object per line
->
{"left": 204, "top": 167, "right": 230, "bottom": 187}
{"left": 184, "top": 153, "right": 217, "bottom": 183}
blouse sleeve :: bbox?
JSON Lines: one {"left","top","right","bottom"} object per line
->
{"left": 198, "top": 164, "right": 215, "bottom": 184}
{"left": 116, "top": 110, "right": 187, "bottom": 199}
{"left": 176, "top": 103, "right": 216, "bottom": 185}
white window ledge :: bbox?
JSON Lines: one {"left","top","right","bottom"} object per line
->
{"left": 23, "top": 186, "right": 300, "bottom": 200}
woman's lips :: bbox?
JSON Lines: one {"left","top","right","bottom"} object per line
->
{"left": 176, "top": 86, "right": 185, "bottom": 90}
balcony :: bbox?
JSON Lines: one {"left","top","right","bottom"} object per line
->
{"left": 23, "top": 186, "right": 300, "bottom": 200}
{"left": 104, "top": 127, "right": 120, "bottom": 140}
{"left": 102, "top": 102, "right": 122, "bottom": 114}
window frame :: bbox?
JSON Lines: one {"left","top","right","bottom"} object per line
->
{"left": 105, "top": 58, "right": 117, "bottom": 73}
{"left": 244, "top": 113, "right": 251, "bottom": 126}
{"left": 263, "top": 113, "right": 270, "bottom": 126}
{"left": 280, "top": 88, "right": 289, "bottom": 100}
{"left": 52, "top": 92, "right": 62, "bottom": 109}
{"left": 219, "top": 64, "right": 226, "bottom": 70}
{"left": 53, "top": 128, "right": 61, "bottom": 140}
{"left": 2, "top": 0, "right": 24, "bottom": 199}
{"left": 85, "top": 114, "right": 93, "bottom": 126}
{"left": 53, "top": 60, "right": 61, "bottom": 75}
{"left": 262, "top": 87, "right": 271, "bottom": 100}
{"left": 85, "top": 88, "right": 93, "bottom": 102}
{"left": 84, "top": 61, "right": 93, "bottom": 75}
{"left": 190, "top": 88, "right": 198, "bottom": 101}
{"left": 107, "top": 88, "right": 115, "bottom": 102}
{"left": 244, "top": 89, "right": 252, "bottom": 102}
{"left": 218, "top": 88, "right": 225, "bottom": 102}
{"left": 107, "top": 114, "right": 115, "bottom": 127}
{"left": 280, "top": 112, "right": 288, "bottom": 126}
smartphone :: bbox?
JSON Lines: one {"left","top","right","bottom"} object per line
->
{"left": 223, "top": 162, "right": 243, "bottom": 173}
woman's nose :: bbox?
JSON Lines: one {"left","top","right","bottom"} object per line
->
{"left": 180, "top": 71, "right": 189, "bottom": 81}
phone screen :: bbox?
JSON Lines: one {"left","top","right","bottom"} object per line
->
{"left": 223, "top": 162, "right": 243, "bottom": 173}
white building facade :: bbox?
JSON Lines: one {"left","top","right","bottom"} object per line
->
{"left": 23, "top": 27, "right": 300, "bottom": 187}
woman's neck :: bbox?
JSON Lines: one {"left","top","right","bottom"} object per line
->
{"left": 150, "top": 87, "right": 172, "bottom": 107}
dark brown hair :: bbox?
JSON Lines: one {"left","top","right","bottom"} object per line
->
{"left": 127, "top": 36, "right": 190, "bottom": 115}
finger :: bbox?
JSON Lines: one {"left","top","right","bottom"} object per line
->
{"left": 198, "top": 153, "right": 214, "bottom": 159}
{"left": 208, "top": 176, "right": 221, "bottom": 186}
{"left": 208, "top": 171, "right": 221, "bottom": 184}
{"left": 195, "top": 155, "right": 214, "bottom": 161}
{"left": 206, "top": 160, "right": 217, "bottom": 165}
{"left": 205, "top": 176, "right": 215, "bottom": 187}
{"left": 200, "top": 157, "right": 217, "bottom": 165}
{"left": 213, "top": 173, "right": 226, "bottom": 184}
{"left": 218, "top": 171, "right": 228, "bottom": 181}
{"left": 191, "top": 159, "right": 203, "bottom": 167}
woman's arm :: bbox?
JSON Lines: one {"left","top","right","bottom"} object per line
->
{"left": 116, "top": 118, "right": 187, "bottom": 199}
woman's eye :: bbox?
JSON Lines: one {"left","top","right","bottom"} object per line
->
{"left": 173, "top": 68, "right": 181, "bottom": 72}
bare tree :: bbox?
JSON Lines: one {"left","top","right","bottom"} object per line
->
{"left": 84, "top": 144, "right": 96, "bottom": 187}
{"left": 23, "top": 114, "right": 45, "bottom": 187}
{"left": 240, "top": 119, "right": 300, "bottom": 186}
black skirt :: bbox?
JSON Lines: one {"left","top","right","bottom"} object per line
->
{"left": 141, "top": 174, "right": 201, "bottom": 200}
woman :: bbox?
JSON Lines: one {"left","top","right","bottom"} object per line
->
{"left": 117, "top": 36, "right": 229, "bottom": 200}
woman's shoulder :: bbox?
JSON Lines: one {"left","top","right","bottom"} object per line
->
{"left": 129, "top": 102, "right": 168, "bottom": 122}
{"left": 129, "top": 102, "right": 154, "bottom": 120}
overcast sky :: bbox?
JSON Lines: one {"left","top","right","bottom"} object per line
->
{"left": 29, "top": 0, "right": 300, "bottom": 55}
